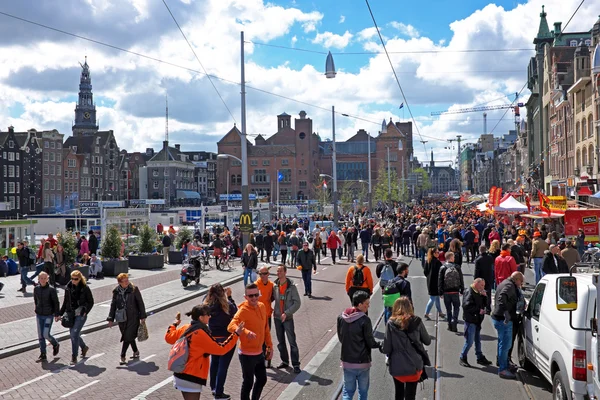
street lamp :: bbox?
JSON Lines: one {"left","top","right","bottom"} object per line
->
{"left": 217, "top": 153, "right": 244, "bottom": 222}
{"left": 324, "top": 53, "right": 339, "bottom": 228}
{"left": 239, "top": 32, "right": 250, "bottom": 246}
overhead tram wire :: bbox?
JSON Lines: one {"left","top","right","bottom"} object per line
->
{"left": 363, "top": 0, "right": 428, "bottom": 152}
{"left": 488, "top": 81, "right": 528, "bottom": 136}
{"left": 0, "top": 10, "right": 448, "bottom": 143}
{"left": 161, "top": 0, "right": 236, "bottom": 123}
{"left": 561, "top": 0, "right": 585, "bottom": 33}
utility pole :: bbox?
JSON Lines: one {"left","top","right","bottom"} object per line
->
{"left": 457, "top": 135, "right": 462, "bottom": 194}
{"left": 331, "top": 106, "right": 338, "bottom": 228}
{"left": 240, "top": 31, "right": 249, "bottom": 246}
{"left": 386, "top": 146, "right": 391, "bottom": 198}
{"left": 367, "top": 132, "right": 372, "bottom": 213}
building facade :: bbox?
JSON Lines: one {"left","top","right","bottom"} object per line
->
{"left": 35, "top": 129, "right": 65, "bottom": 212}
{"left": 182, "top": 151, "right": 217, "bottom": 203}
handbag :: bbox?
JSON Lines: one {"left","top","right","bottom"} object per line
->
{"left": 250, "top": 270, "right": 258, "bottom": 282}
{"left": 115, "top": 308, "right": 127, "bottom": 323}
{"left": 61, "top": 311, "right": 75, "bottom": 328}
{"left": 137, "top": 320, "right": 149, "bottom": 342}
{"left": 404, "top": 331, "right": 431, "bottom": 381}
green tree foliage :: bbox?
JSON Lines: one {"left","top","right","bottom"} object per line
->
{"left": 413, "top": 167, "right": 432, "bottom": 192}
{"left": 373, "top": 165, "right": 401, "bottom": 204}
{"left": 57, "top": 231, "right": 78, "bottom": 265}
{"left": 314, "top": 177, "right": 331, "bottom": 212}
{"left": 138, "top": 224, "right": 159, "bottom": 254}
{"left": 102, "top": 225, "right": 123, "bottom": 259}
{"left": 175, "top": 227, "right": 193, "bottom": 250}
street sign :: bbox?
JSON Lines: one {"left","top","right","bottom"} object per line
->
{"left": 588, "top": 179, "right": 598, "bottom": 185}
{"left": 79, "top": 201, "right": 99, "bottom": 208}
{"left": 221, "top": 205, "right": 228, "bottom": 212}
{"left": 239, "top": 212, "right": 253, "bottom": 233}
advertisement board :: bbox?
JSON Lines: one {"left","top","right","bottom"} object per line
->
{"left": 564, "top": 209, "right": 600, "bottom": 243}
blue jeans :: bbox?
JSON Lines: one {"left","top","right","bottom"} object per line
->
{"left": 425, "top": 295, "right": 442, "bottom": 315}
{"left": 20, "top": 266, "right": 35, "bottom": 288}
{"left": 30, "top": 263, "right": 44, "bottom": 280}
{"left": 301, "top": 269, "right": 312, "bottom": 295}
{"left": 243, "top": 268, "right": 252, "bottom": 287}
{"left": 210, "top": 337, "right": 235, "bottom": 395}
{"left": 492, "top": 319, "right": 513, "bottom": 373}
{"left": 342, "top": 367, "right": 370, "bottom": 400}
{"left": 420, "top": 248, "right": 427, "bottom": 269}
{"left": 384, "top": 307, "right": 392, "bottom": 324}
{"left": 36, "top": 315, "right": 58, "bottom": 354}
{"left": 70, "top": 315, "right": 88, "bottom": 357}
{"left": 361, "top": 242, "right": 369, "bottom": 259}
{"left": 533, "top": 258, "right": 544, "bottom": 284}
{"left": 460, "top": 321, "right": 483, "bottom": 360}
{"left": 443, "top": 293, "right": 461, "bottom": 324}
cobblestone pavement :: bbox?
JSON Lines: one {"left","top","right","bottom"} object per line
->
{"left": 0, "top": 251, "right": 364, "bottom": 400}
{"left": 0, "top": 261, "right": 244, "bottom": 354}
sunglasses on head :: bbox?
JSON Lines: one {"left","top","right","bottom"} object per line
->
{"left": 247, "top": 293, "right": 260, "bottom": 298}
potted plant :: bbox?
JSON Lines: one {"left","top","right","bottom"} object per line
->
{"left": 129, "top": 224, "right": 164, "bottom": 269}
{"left": 169, "top": 227, "right": 192, "bottom": 264}
{"left": 101, "top": 225, "right": 129, "bottom": 276}
{"left": 57, "top": 231, "right": 89, "bottom": 279}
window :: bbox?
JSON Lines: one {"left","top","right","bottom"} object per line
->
{"left": 56, "top": 197, "right": 61, "bottom": 208}
{"left": 83, "top": 167, "right": 89, "bottom": 174}
{"left": 50, "top": 194, "right": 55, "bottom": 207}
{"left": 44, "top": 180, "right": 49, "bottom": 190}
{"left": 262, "top": 159, "right": 270, "bottom": 166}
{"left": 8, "top": 140, "right": 13, "bottom": 148}
{"left": 153, "top": 181, "right": 159, "bottom": 189}
{"left": 44, "top": 152, "right": 49, "bottom": 161}
{"left": 153, "top": 169, "right": 159, "bottom": 177}
{"left": 8, "top": 182, "right": 14, "bottom": 193}
{"left": 2, "top": 182, "right": 5, "bottom": 193}
{"left": 164, "top": 168, "right": 169, "bottom": 176}
{"left": 95, "top": 146, "right": 100, "bottom": 154}
{"left": 57, "top": 153, "right": 61, "bottom": 162}
{"left": 2, "top": 165, "right": 5, "bottom": 177}
{"left": 9, "top": 196, "right": 14, "bottom": 210}
{"left": 570, "top": 40, "right": 578, "bottom": 47}
{"left": 8, "top": 152, "right": 14, "bottom": 161}
{"left": 252, "top": 169, "right": 269, "bottom": 183}
{"left": 50, "top": 179, "right": 55, "bottom": 190}
{"left": 74, "top": 171, "right": 78, "bottom": 179}
{"left": 74, "top": 182, "right": 78, "bottom": 191}
{"left": 50, "top": 152, "right": 55, "bottom": 162}
{"left": 8, "top": 165, "right": 14, "bottom": 177}
{"left": 65, "top": 182, "right": 69, "bottom": 191}
{"left": 50, "top": 165, "right": 55, "bottom": 175}
{"left": 585, "top": 39, "right": 592, "bottom": 46}
{"left": 15, "top": 166, "right": 19, "bottom": 177}
{"left": 251, "top": 160, "right": 258, "bottom": 166}
{"left": 57, "top": 178, "right": 61, "bottom": 189}
{"left": 282, "top": 159, "right": 289, "bottom": 166}
{"left": 2, "top": 152, "right": 5, "bottom": 159}
{"left": 528, "top": 283, "right": 546, "bottom": 321}
{"left": 30, "top": 196, "right": 35, "bottom": 212}
{"left": 72, "top": 146, "right": 77, "bottom": 152}
{"left": 15, "top": 152, "right": 19, "bottom": 160}
{"left": 16, "top": 182, "right": 19, "bottom": 193}
{"left": 299, "top": 181, "right": 307, "bottom": 188}
{"left": 57, "top": 166, "right": 61, "bottom": 175}
{"left": 44, "top": 141, "right": 49, "bottom": 149}
{"left": 50, "top": 141, "right": 55, "bottom": 149}
{"left": 279, "top": 168, "right": 292, "bottom": 183}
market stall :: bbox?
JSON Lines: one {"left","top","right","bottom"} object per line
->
{"left": 494, "top": 196, "right": 528, "bottom": 213}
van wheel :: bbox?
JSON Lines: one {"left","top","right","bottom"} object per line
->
{"left": 553, "top": 371, "right": 570, "bottom": 400}
{"left": 517, "top": 334, "right": 534, "bottom": 371}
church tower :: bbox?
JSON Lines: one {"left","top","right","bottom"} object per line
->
{"left": 72, "top": 57, "right": 98, "bottom": 136}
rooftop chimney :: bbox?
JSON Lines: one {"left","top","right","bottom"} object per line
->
{"left": 299, "top": 111, "right": 307, "bottom": 119}
{"left": 145, "top": 148, "right": 154, "bottom": 156}
{"left": 175, "top": 144, "right": 180, "bottom": 151}
{"left": 554, "top": 22, "right": 562, "bottom": 36}
{"left": 8, "top": 126, "right": 14, "bottom": 133}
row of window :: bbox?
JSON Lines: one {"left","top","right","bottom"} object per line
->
{"left": 43, "top": 152, "right": 62, "bottom": 162}
{"left": 2, "top": 151, "right": 20, "bottom": 161}
{"left": 249, "top": 159, "right": 290, "bottom": 166}
{"left": 152, "top": 181, "right": 197, "bottom": 190}
{"left": 43, "top": 194, "right": 62, "bottom": 209}
{"left": 43, "top": 165, "right": 62, "bottom": 176}
{"left": 43, "top": 179, "right": 62, "bottom": 191}
{"left": 64, "top": 182, "right": 79, "bottom": 193}
{"left": 3, "top": 182, "right": 20, "bottom": 194}
{"left": 64, "top": 170, "right": 79, "bottom": 179}
{"left": 3, "top": 165, "right": 20, "bottom": 177}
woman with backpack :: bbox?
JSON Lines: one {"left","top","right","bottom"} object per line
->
{"left": 107, "top": 273, "right": 147, "bottom": 365}
{"left": 165, "top": 304, "right": 244, "bottom": 400}
{"left": 423, "top": 248, "right": 445, "bottom": 321}
{"left": 345, "top": 255, "right": 374, "bottom": 302}
{"left": 60, "top": 270, "right": 94, "bottom": 365}
{"left": 383, "top": 296, "right": 431, "bottom": 400}
{"left": 203, "top": 284, "right": 238, "bottom": 400}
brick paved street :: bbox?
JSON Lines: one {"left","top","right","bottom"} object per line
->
{"left": 0, "top": 252, "right": 365, "bottom": 400}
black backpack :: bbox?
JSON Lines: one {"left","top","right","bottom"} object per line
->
{"left": 352, "top": 266, "right": 365, "bottom": 287}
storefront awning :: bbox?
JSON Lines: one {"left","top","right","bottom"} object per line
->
{"left": 577, "top": 186, "right": 594, "bottom": 196}
{"left": 177, "top": 190, "right": 201, "bottom": 199}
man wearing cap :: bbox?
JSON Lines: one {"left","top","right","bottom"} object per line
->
{"left": 531, "top": 231, "right": 549, "bottom": 284}
{"left": 561, "top": 240, "right": 581, "bottom": 270}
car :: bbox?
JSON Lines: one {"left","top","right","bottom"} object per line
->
{"left": 518, "top": 273, "right": 594, "bottom": 400}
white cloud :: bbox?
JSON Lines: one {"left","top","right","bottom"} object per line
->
{"left": 389, "top": 21, "right": 420, "bottom": 38}
{"left": 312, "top": 30, "right": 353, "bottom": 49}
{"left": 291, "top": 35, "right": 298, "bottom": 47}
{"left": 339, "top": 15, "right": 345, "bottom": 23}
{"left": 357, "top": 27, "right": 378, "bottom": 41}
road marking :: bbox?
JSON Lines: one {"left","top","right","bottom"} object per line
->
{"left": 99, "top": 304, "right": 111, "bottom": 307}
{"left": 0, "top": 353, "right": 105, "bottom": 396}
{"left": 59, "top": 380, "right": 100, "bottom": 398}
{"left": 131, "top": 376, "right": 173, "bottom": 399}
{"left": 323, "top": 267, "right": 328, "bottom": 270}
{"left": 315, "top": 272, "right": 319, "bottom": 275}
{"left": 129, "top": 354, "right": 156, "bottom": 368}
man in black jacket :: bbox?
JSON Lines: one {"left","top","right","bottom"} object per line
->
{"left": 161, "top": 234, "right": 171, "bottom": 264}
{"left": 474, "top": 245, "right": 494, "bottom": 313}
{"left": 491, "top": 271, "right": 523, "bottom": 380}
{"left": 459, "top": 278, "right": 492, "bottom": 367}
{"left": 337, "top": 291, "right": 381, "bottom": 399}
{"left": 88, "top": 230, "right": 98, "bottom": 258}
{"left": 510, "top": 236, "right": 527, "bottom": 274}
{"left": 17, "top": 241, "right": 36, "bottom": 293}
{"left": 296, "top": 242, "right": 317, "bottom": 297}
{"left": 542, "top": 245, "right": 559, "bottom": 275}
{"left": 34, "top": 271, "right": 60, "bottom": 361}
{"left": 375, "top": 248, "right": 398, "bottom": 288}
{"left": 438, "top": 252, "right": 465, "bottom": 332}
{"left": 255, "top": 230, "right": 264, "bottom": 261}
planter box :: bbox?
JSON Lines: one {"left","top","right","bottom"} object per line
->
{"left": 102, "top": 259, "right": 129, "bottom": 276}
{"left": 71, "top": 265, "right": 90, "bottom": 280}
{"left": 128, "top": 255, "right": 164, "bottom": 270}
{"left": 168, "top": 250, "right": 184, "bottom": 264}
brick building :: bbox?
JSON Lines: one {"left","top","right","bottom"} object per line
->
{"left": 63, "top": 148, "right": 82, "bottom": 210}
{"left": 36, "top": 129, "right": 65, "bottom": 212}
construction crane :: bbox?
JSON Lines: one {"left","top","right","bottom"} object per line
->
{"left": 430, "top": 92, "right": 523, "bottom": 135}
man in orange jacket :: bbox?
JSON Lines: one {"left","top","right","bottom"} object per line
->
{"left": 255, "top": 265, "right": 275, "bottom": 367}
{"left": 228, "top": 283, "right": 273, "bottom": 400}
{"left": 345, "top": 254, "right": 374, "bottom": 303}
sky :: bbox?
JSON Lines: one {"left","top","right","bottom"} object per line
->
{"left": 0, "top": 0, "right": 598, "bottom": 166}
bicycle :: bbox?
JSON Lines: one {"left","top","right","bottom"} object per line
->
{"left": 213, "top": 246, "right": 234, "bottom": 271}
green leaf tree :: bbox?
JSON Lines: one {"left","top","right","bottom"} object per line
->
{"left": 57, "top": 231, "right": 78, "bottom": 265}
{"left": 138, "top": 224, "right": 159, "bottom": 254}
{"left": 175, "top": 227, "right": 193, "bottom": 250}
{"left": 413, "top": 167, "right": 432, "bottom": 193}
{"left": 373, "top": 165, "right": 400, "bottom": 204}
{"left": 102, "top": 225, "right": 123, "bottom": 259}
{"left": 313, "top": 177, "right": 331, "bottom": 213}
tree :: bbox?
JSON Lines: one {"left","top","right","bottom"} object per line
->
{"left": 339, "top": 181, "right": 355, "bottom": 212}
{"left": 57, "top": 231, "right": 78, "bottom": 266}
{"left": 175, "top": 227, "right": 193, "bottom": 250}
{"left": 373, "top": 165, "right": 400, "bottom": 205}
{"left": 313, "top": 176, "right": 331, "bottom": 213}
{"left": 138, "top": 224, "right": 159, "bottom": 254}
{"left": 102, "top": 225, "right": 123, "bottom": 259}
{"left": 413, "top": 167, "right": 432, "bottom": 193}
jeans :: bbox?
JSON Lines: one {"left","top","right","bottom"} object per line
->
{"left": 273, "top": 247, "right": 280, "bottom": 260}
{"left": 402, "top": 242, "right": 410, "bottom": 256}
{"left": 210, "top": 337, "right": 235, "bottom": 395}
{"left": 280, "top": 249, "right": 288, "bottom": 265}
{"left": 331, "top": 249, "right": 337, "bottom": 264}
{"left": 239, "top": 353, "right": 267, "bottom": 400}
{"left": 30, "top": 263, "right": 44, "bottom": 280}
{"left": 347, "top": 244, "right": 356, "bottom": 261}
{"left": 243, "top": 268, "right": 253, "bottom": 287}
{"left": 70, "top": 315, "right": 88, "bottom": 357}
{"left": 36, "top": 315, "right": 58, "bottom": 354}
{"left": 425, "top": 295, "right": 442, "bottom": 315}
{"left": 394, "top": 238, "right": 402, "bottom": 255}
{"left": 274, "top": 318, "right": 300, "bottom": 367}
{"left": 290, "top": 249, "right": 298, "bottom": 267}
{"left": 20, "top": 266, "right": 35, "bottom": 288}
{"left": 301, "top": 269, "right": 312, "bottom": 295}
{"left": 393, "top": 379, "right": 417, "bottom": 400}
{"left": 342, "top": 367, "right": 370, "bottom": 400}
{"left": 373, "top": 245, "right": 381, "bottom": 261}
{"left": 361, "top": 242, "right": 369, "bottom": 259}
{"left": 533, "top": 258, "right": 544, "bottom": 284}
{"left": 420, "top": 248, "right": 426, "bottom": 269}
{"left": 313, "top": 245, "right": 321, "bottom": 263}
{"left": 492, "top": 319, "right": 513, "bottom": 373}
{"left": 384, "top": 307, "right": 392, "bottom": 324}
{"left": 460, "top": 321, "right": 483, "bottom": 360}
{"left": 338, "top": 247, "right": 343, "bottom": 259}
{"left": 443, "top": 293, "right": 460, "bottom": 324}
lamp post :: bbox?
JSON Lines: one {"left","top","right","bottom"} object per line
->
{"left": 325, "top": 52, "right": 338, "bottom": 228}
{"left": 218, "top": 153, "right": 243, "bottom": 226}
{"left": 239, "top": 31, "right": 250, "bottom": 246}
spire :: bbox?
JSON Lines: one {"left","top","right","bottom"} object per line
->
{"left": 165, "top": 94, "right": 169, "bottom": 143}
{"left": 534, "top": 5, "right": 553, "bottom": 44}
{"left": 431, "top": 150, "right": 435, "bottom": 167}
{"left": 73, "top": 57, "right": 98, "bottom": 135}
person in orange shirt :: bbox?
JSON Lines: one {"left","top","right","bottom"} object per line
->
{"left": 228, "top": 283, "right": 273, "bottom": 400}
{"left": 165, "top": 305, "right": 243, "bottom": 400}
{"left": 345, "top": 254, "right": 374, "bottom": 303}
{"left": 255, "top": 265, "right": 275, "bottom": 368}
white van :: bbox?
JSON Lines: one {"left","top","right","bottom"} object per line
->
{"left": 518, "top": 273, "right": 595, "bottom": 400}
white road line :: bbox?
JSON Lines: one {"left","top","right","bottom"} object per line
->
{"left": 322, "top": 267, "right": 328, "bottom": 270}
{"left": 130, "top": 376, "right": 173, "bottom": 400}
{"left": 0, "top": 353, "right": 105, "bottom": 396}
{"left": 129, "top": 354, "right": 156, "bottom": 368}
{"left": 59, "top": 380, "right": 100, "bottom": 398}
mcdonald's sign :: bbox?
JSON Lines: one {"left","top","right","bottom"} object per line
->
{"left": 239, "top": 212, "right": 253, "bottom": 233}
